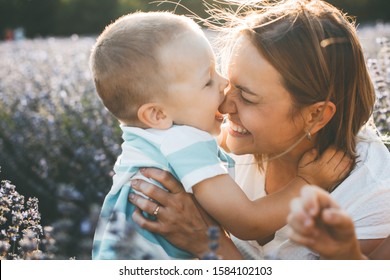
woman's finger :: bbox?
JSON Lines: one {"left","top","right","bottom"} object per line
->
{"left": 301, "top": 185, "right": 340, "bottom": 214}
{"left": 131, "top": 179, "right": 171, "bottom": 206}
{"left": 321, "top": 208, "right": 354, "bottom": 229}
{"left": 289, "top": 197, "right": 305, "bottom": 214}
{"left": 132, "top": 208, "right": 163, "bottom": 233}
{"left": 287, "top": 211, "right": 314, "bottom": 236}
{"left": 300, "top": 186, "right": 321, "bottom": 216}
{"left": 288, "top": 198, "right": 316, "bottom": 234}
{"left": 129, "top": 192, "right": 163, "bottom": 217}
{"left": 288, "top": 228, "right": 316, "bottom": 246}
{"left": 140, "top": 167, "right": 184, "bottom": 194}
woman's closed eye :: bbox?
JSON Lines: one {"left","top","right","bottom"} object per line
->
{"left": 237, "top": 89, "right": 255, "bottom": 104}
{"left": 231, "top": 84, "right": 258, "bottom": 104}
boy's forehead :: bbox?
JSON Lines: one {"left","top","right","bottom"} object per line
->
{"left": 161, "top": 31, "right": 213, "bottom": 58}
{"left": 158, "top": 32, "right": 214, "bottom": 80}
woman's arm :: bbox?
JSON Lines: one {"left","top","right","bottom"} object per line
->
{"left": 359, "top": 239, "right": 386, "bottom": 258}
{"left": 368, "top": 236, "right": 390, "bottom": 260}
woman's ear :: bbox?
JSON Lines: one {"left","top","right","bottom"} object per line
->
{"left": 305, "top": 101, "right": 336, "bottom": 134}
{"left": 137, "top": 103, "right": 173, "bottom": 129}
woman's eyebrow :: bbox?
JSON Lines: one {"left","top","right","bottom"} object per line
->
{"left": 235, "top": 84, "right": 258, "bottom": 96}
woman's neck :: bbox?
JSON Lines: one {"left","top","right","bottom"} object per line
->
{"left": 265, "top": 158, "right": 298, "bottom": 194}
{"left": 264, "top": 138, "right": 316, "bottom": 194}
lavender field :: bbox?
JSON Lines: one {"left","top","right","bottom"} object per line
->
{"left": 0, "top": 24, "right": 389, "bottom": 259}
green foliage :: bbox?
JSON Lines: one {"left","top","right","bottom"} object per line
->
{"left": 0, "top": 180, "right": 56, "bottom": 259}
{"left": 55, "top": 0, "right": 118, "bottom": 36}
{"left": 328, "top": 0, "right": 390, "bottom": 22}
{"left": 3, "top": 0, "right": 388, "bottom": 38}
{"left": 368, "top": 38, "right": 390, "bottom": 139}
{"left": 0, "top": 0, "right": 216, "bottom": 38}
{"left": 0, "top": 0, "right": 60, "bottom": 37}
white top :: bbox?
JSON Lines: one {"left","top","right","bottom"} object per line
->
{"left": 231, "top": 127, "right": 390, "bottom": 259}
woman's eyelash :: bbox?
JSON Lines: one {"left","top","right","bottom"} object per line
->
{"left": 236, "top": 89, "right": 253, "bottom": 104}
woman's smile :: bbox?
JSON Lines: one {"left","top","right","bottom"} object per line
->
{"left": 227, "top": 120, "right": 250, "bottom": 136}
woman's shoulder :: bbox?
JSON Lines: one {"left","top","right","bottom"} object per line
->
{"left": 356, "top": 126, "right": 390, "bottom": 156}
{"left": 331, "top": 127, "right": 390, "bottom": 230}
{"left": 355, "top": 126, "right": 390, "bottom": 179}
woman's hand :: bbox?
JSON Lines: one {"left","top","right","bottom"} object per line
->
{"left": 129, "top": 168, "right": 217, "bottom": 258}
{"left": 129, "top": 168, "right": 243, "bottom": 259}
{"left": 287, "top": 185, "right": 365, "bottom": 259}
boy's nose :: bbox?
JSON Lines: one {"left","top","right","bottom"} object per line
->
{"left": 219, "top": 76, "right": 229, "bottom": 93}
{"left": 217, "top": 75, "right": 229, "bottom": 106}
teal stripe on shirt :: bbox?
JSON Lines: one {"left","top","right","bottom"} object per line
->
{"left": 165, "top": 140, "right": 222, "bottom": 179}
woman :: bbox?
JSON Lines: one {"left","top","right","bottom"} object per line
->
{"left": 128, "top": 0, "right": 390, "bottom": 259}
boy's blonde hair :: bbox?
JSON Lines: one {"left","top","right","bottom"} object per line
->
{"left": 90, "top": 12, "right": 202, "bottom": 125}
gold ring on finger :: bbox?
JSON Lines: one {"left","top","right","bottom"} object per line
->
{"left": 153, "top": 205, "right": 160, "bottom": 217}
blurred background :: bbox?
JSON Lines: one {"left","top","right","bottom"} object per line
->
{"left": 0, "top": 0, "right": 389, "bottom": 260}
{"left": 0, "top": 0, "right": 389, "bottom": 39}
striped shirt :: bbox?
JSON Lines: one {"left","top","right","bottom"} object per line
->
{"left": 92, "top": 125, "right": 234, "bottom": 259}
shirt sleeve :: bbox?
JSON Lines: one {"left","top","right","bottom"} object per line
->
{"left": 160, "top": 126, "right": 230, "bottom": 193}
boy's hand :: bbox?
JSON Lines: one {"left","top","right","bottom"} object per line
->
{"left": 287, "top": 186, "right": 364, "bottom": 259}
{"left": 297, "top": 146, "right": 353, "bottom": 192}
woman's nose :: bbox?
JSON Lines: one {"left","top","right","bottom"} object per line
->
{"left": 219, "top": 84, "right": 237, "bottom": 114}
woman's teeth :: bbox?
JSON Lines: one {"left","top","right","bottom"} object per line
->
{"left": 230, "top": 121, "right": 249, "bottom": 134}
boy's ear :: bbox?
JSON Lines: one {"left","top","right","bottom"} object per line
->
{"left": 304, "top": 101, "right": 336, "bottom": 134}
{"left": 137, "top": 103, "right": 173, "bottom": 129}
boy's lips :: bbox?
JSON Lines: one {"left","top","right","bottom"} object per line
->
{"left": 215, "top": 112, "right": 225, "bottom": 122}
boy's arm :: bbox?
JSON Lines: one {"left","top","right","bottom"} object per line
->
{"left": 193, "top": 174, "right": 292, "bottom": 240}
{"left": 193, "top": 147, "right": 352, "bottom": 240}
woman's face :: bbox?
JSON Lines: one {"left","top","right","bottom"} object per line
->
{"left": 219, "top": 36, "right": 306, "bottom": 157}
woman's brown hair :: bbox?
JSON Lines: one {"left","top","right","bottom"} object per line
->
{"left": 214, "top": 0, "right": 375, "bottom": 160}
